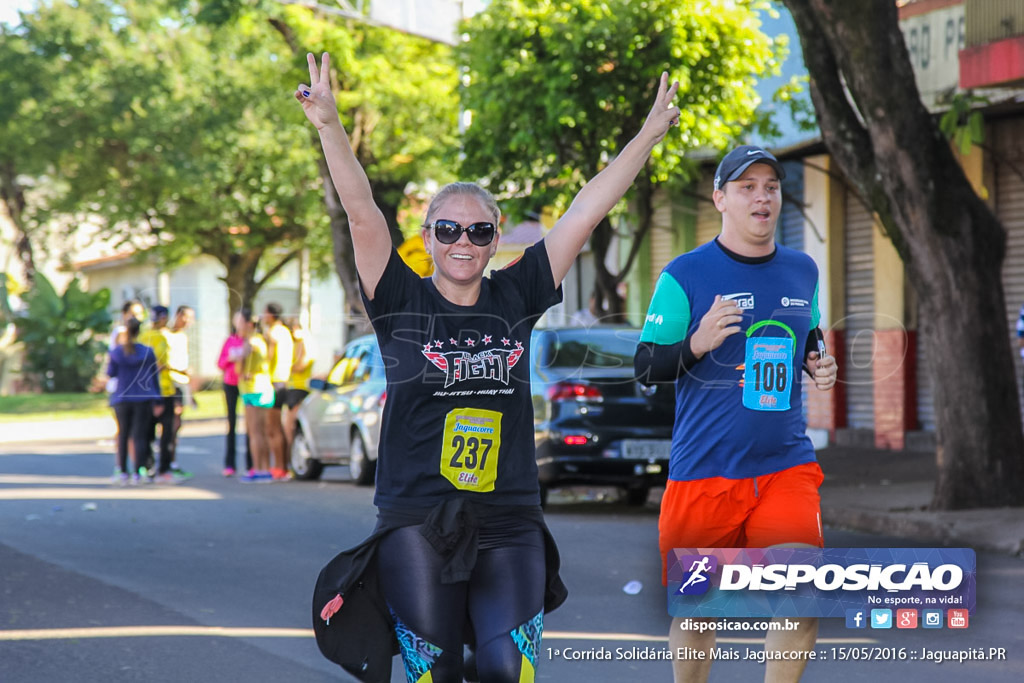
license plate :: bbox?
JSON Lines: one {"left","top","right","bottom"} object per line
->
{"left": 620, "top": 439, "right": 671, "bottom": 460}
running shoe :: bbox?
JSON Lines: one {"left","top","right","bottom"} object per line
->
{"left": 170, "top": 466, "right": 194, "bottom": 479}
{"left": 270, "top": 468, "right": 293, "bottom": 482}
{"left": 240, "top": 470, "right": 273, "bottom": 483}
{"left": 112, "top": 471, "right": 129, "bottom": 486}
{"left": 222, "top": 467, "right": 236, "bottom": 477}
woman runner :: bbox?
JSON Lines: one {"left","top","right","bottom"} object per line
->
{"left": 299, "top": 52, "right": 679, "bottom": 683}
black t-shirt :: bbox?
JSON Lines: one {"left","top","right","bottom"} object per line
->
{"left": 361, "top": 241, "right": 563, "bottom": 509}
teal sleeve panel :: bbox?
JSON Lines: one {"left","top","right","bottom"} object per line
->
{"left": 639, "top": 272, "right": 691, "bottom": 344}
{"left": 810, "top": 281, "right": 821, "bottom": 330}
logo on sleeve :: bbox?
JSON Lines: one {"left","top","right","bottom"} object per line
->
{"left": 781, "top": 297, "right": 809, "bottom": 308}
{"left": 646, "top": 313, "right": 664, "bottom": 326}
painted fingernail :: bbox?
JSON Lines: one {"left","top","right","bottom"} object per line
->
{"left": 302, "top": 90, "right": 311, "bottom": 97}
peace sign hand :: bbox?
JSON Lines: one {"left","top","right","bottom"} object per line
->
{"left": 295, "top": 52, "right": 340, "bottom": 131}
{"left": 640, "top": 71, "right": 681, "bottom": 145}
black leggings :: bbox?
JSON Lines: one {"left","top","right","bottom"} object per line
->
{"left": 377, "top": 522, "right": 546, "bottom": 683}
{"left": 113, "top": 401, "right": 152, "bottom": 474}
{"left": 155, "top": 396, "right": 177, "bottom": 474}
{"left": 223, "top": 383, "right": 252, "bottom": 471}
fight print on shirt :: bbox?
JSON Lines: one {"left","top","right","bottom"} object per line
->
{"left": 421, "top": 336, "right": 525, "bottom": 389}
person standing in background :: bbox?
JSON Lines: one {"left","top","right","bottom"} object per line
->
{"left": 217, "top": 316, "right": 253, "bottom": 477}
{"left": 107, "top": 318, "right": 162, "bottom": 485}
{"left": 138, "top": 306, "right": 178, "bottom": 483}
{"left": 262, "top": 303, "right": 294, "bottom": 481}
{"left": 283, "top": 317, "right": 313, "bottom": 460}
{"left": 109, "top": 300, "right": 146, "bottom": 354}
{"left": 165, "top": 305, "right": 195, "bottom": 478}
{"left": 236, "top": 309, "right": 274, "bottom": 483}
{"left": 106, "top": 299, "right": 147, "bottom": 464}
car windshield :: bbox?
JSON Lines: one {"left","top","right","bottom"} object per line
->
{"left": 538, "top": 329, "right": 640, "bottom": 369}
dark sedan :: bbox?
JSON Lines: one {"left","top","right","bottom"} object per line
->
{"left": 530, "top": 326, "right": 675, "bottom": 506}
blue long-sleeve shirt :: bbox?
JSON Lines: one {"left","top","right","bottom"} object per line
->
{"left": 107, "top": 343, "right": 161, "bottom": 405}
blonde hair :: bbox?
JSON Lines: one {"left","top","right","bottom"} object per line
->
{"left": 425, "top": 182, "right": 501, "bottom": 226}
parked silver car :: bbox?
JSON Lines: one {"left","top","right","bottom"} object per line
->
{"left": 290, "top": 335, "right": 385, "bottom": 485}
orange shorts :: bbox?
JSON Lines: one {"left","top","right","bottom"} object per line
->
{"left": 659, "top": 461, "right": 825, "bottom": 584}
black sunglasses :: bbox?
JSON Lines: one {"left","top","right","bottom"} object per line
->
{"left": 424, "top": 219, "right": 496, "bottom": 246}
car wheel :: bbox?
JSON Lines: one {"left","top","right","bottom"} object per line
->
{"left": 624, "top": 486, "right": 650, "bottom": 506}
{"left": 348, "top": 432, "right": 375, "bottom": 486}
{"left": 291, "top": 431, "right": 323, "bottom": 481}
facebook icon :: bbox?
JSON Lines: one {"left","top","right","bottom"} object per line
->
{"left": 845, "top": 609, "right": 866, "bottom": 629}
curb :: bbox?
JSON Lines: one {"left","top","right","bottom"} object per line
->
{"left": 822, "top": 503, "right": 1024, "bottom": 556}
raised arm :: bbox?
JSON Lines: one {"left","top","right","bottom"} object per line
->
{"left": 296, "top": 52, "right": 391, "bottom": 298}
{"left": 543, "top": 72, "right": 680, "bottom": 286}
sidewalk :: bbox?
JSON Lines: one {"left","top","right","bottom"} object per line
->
{"left": 817, "top": 445, "right": 1024, "bottom": 556}
{"left": 0, "top": 416, "right": 230, "bottom": 444}
{"left": 2, "top": 419, "right": 1023, "bottom": 556}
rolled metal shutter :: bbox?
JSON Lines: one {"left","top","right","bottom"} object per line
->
{"left": 844, "top": 188, "right": 875, "bottom": 429}
{"left": 916, "top": 326, "right": 936, "bottom": 431}
{"left": 778, "top": 161, "right": 805, "bottom": 250}
{"left": 994, "top": 119, "right": 1024, "bottom": 399}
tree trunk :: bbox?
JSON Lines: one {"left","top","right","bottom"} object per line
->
{"left": 784, "top": 0, "right": 1024, "bottom": 508}
{"left": 588, "top": 177, "right": 656, "bottom": 323}
{"left": 313, "top": 145, "right": 370, "bottom": 339}
{"left": 369, "top": 181, "right": 407, "bottom": 250}
{"left": 590, "top": 216, "right": 625, "bottom": 320}
{"left": 219, "top": 248, "right": 262, "bottom": 319}
{"left": 0, "top": 162, "right": 36, "bottom": 285}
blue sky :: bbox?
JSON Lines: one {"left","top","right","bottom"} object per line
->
{"left": 1, "top": 0, "right": 35, "bottom": 27}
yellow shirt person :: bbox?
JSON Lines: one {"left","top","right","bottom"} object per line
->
{"left": 266, "top": 319, "right": 294, "bottom": 387}
{"left": 138, "top": 313, "right": 173, "bottom": 398}
{"left": 286, "top": 324, "right": 314, "bottom": 392}
{"left": 239, "top": 332, "right": 274, "bottom": 407}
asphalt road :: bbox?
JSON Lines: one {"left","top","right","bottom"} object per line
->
{"left": 1, "top": 431, "right": 1022, "bottom": 682}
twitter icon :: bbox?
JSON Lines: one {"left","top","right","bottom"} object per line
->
{"left": 870, "top": 609, "right": 892, "bottom": 629}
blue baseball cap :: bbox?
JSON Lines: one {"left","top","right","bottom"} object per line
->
{"left": 714, "top": 145, "right": 786, "bottom": 191}
{"left": 151, "top": 305, "right": 169, "bottom": 319}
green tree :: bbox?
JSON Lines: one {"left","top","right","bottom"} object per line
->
{"left": 458, "top": 0, "right": 783, "bottom": 316}
{"left": 16, "top": 273, "right": 112, "bottom": 392}
{"left": 782, "top": 0, "right": 1024, "bottom": 509}
{"left": 0, "top": 13, "right": 58, "bottom": 285}
{"left": 25, "top": 0, "right": 331, "bottom": 314}
{"left": 200, "top": 0, "right": 460, "bottom": 323}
